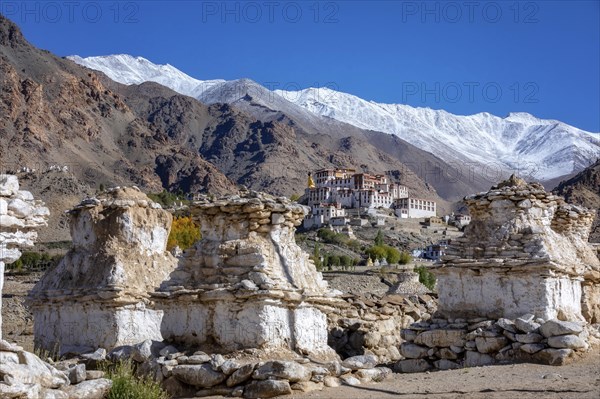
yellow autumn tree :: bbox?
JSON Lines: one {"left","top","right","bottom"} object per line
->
{"left": 167, "top": 216, "right": 201, "bottom": 251}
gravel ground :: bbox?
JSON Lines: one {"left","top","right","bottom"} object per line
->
{"left": 292, "top": 350, "right": 600, "bottom": 399}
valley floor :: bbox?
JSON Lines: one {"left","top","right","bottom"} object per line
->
{"left": 4, "top": 273, "right": 599, "bottom": 399}
{"left": 288, "top": 350, "right": 600, "bottom": 399}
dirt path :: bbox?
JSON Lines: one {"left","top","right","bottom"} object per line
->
{"left": 292, "top": 351, "right": 600, "bottom": 399}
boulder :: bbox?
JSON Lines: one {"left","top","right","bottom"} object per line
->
{"left": 341, "top": 354, "right": 378, "bottom": 370}
{"left": 0, "top": 175, "right": 19, "bottom": 196}
{"left": 414, "top": 329, "right": 465, "bottom": 348}
{"left": 354, "top": 367, "right": 391, "bottom": 382}
{"left": 339, "top": 375, "right": 361, "bottom": 386}
{"left": 540, "top": 320, "right": 584, "bottom": 337}
{"left": 221, "top": 359, "right": 241, "bottom": 376}
{"left": 399, "top": 343, "right": 428, "bottom": 359}
{"left": 0, "top": 351, "right": 69, "bottom": 389}
{"left": 514, "top": 318, "right": 540, "bottom": 333}
{"left": 475, "top": 336, "right": 508, "bottom": 353}
{"left": 394, "top": 359, "right": 431, "bottom": 373}
{"left": 520, "top": 343, "right": 546, "bottom": 354}
{"left": 434, "top": 359, "right": 461, "bottom": 370}
{"left": 464, "top": 351, "right": 495, "bottom": 367}
{"left": 63, "top": 379, "right": 112, "bottom": 399}
{"left": 243, "top": 380, "right": 292, "bottom": 399}
{"left": 533, "top": 348, "right": 573, "bottom": 365}
{"left": 515, "top": 333, "right": 543, "bottom": 344}
{"left": 226, "top": 364, "right": 255, "bottom": 387}
{"left": 253, "top": 361, "right": 310, "bottom": 382}
{"left": 172, "top": 364, "right": 226, "bottom": 388}
{"left": 67, "top": 364, "right": 86, "bottom": 384}
{"left": 547, "top": 335, "right": 587, "bottom": 349}
{"left": 323, "top": 376, "right": 341, "bottom": 387}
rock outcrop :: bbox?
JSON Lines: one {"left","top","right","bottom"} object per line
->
{"left": 28, "top": 187, "right": 178, "bottom": 353}
{"left": 433, "top": 175, "right": 600, "bottom": 321}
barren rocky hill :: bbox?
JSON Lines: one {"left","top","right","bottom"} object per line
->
{"left": 553, "top": 159, "right": 600, "bottom": 242}
{"left": 0, "top": 14, "right": 451, "bottom": 217}
{"left": 0, "top": 14, "right": 236, "bottom": 198}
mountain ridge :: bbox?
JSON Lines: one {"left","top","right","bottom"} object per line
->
{"left": 69, "top": 54, "right": 600, "bottom": 182}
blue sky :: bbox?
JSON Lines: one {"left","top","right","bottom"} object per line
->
{"left": 3, "top": 0, "right": 599, "bottom": 131}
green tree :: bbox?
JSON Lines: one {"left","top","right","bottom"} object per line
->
{"left": 322, "top": 253, "right": 329, "bottom": 270}
{"left": 290, "top": 193, "right": 301, "bottom": 202}
{"left": 374, "top": 229, "right": 384, "bottom": 246}
{"left": 167, "top": 217, "right": 201, "bottom": 251}
{"left": 384, "top": 246, "right": 402, "bottom": 264}
{"left": 329, "top": 255, "right": 341, "bottom": 268}
{"left": 415, "top": 266, "right": 436, "bottom": 290}
{"left": 312, "top": 243, "right": 322, "bottom": 270}
{"left": 340, "top": 255, "right": 352, "bottom": 270}
{"left": 366, "top": 245, "right": 387, "bottom": 261}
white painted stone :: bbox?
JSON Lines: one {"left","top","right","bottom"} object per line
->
{"left": 0, "top": 174, "right": 19, "bottom": 196}
{"left": 435, "top": 272, "right": 583, "bottom": 320}
{"left": 8, "top": 198, "right": 33, "bottom": 218}
{"left": 63, "top": 379, "right": 112, "bottom": 399}
{"left": 32, "top": 303, "right": 164, "bottom": 352}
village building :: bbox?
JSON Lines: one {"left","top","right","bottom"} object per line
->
{"left": 423, "top": 239, "right": 451, "bottom": 261}
{"left": 304, "top": 168, "right": 439, "bottom": 227}
{"left": 306, "top": 168, "right": 409, "bottom": 210}
{"left": 394, "top": 197, "right": 437, "bottom": 218}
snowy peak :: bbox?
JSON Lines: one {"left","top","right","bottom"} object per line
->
{"left": 69, "top": 54, "right": 600, "bottom": 181}
{"left": 67, "top": 54, "right": 225, "bottom": 98}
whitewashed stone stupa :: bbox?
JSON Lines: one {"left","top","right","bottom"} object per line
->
{"left": 433, "top": 175, "right": 600, "bottom": 321}
{"left": 28, "top": 187, "right": 178, "bottom": 352}
{"left": 29, "top": 187, "right": 339, "bottom": 359}
{"left": 154, "top": 192, "right": 339, "bottom": 359}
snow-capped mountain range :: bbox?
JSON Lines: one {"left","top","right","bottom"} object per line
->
{"left": 68, "top": 54, "right": 600, "bottom": 181}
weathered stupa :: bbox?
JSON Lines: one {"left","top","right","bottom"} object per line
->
{"left": 28, "top": 187, "right": 178, "bottom": 353}
{"left": 0, "top": 175, "right": 49, "bottom": 339}
{"left": 29, "top": 188, "right": 339, "bottom": 360}
{"left": 394, "top": 176, "right": 599, "bottom": 372}
{"left": 154, "top": 191, "right": 339, "bottom": 359}
{"left": 433, "top": 175, "right": 600, "bottom": 321}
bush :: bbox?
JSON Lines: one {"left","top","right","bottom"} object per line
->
{"left": 106, "top": 360, "right": 168, "bottom": 399}
{"left": 415, "top": 266, "right": 436, "bottom": 290}
{"left": 340, "top": 255, "right": 352, "bottom": 268}
{"left": 8, "top": 252, "right": 61, "bottom": 272}
{"left": 365, "top": 245, "right": 387, "bottom": 262}
{"left": 290, "top": 193, "right": 301, "bottom": 202}
{"left": 398, "top": 251, "right": 412, "bottom": 265}
{"left": 317, "top": 228, "right": 349, "bottom": 245}
{"left": 384, "top": 246, "right": 402, "bottom": 264}
{"left": 167, "top": 216, "right": 201, "bottom": 251}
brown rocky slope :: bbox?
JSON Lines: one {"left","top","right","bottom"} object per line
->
{"left": 553, "top": 159, "right": 600, "bottom": 242}
{"left": 1, "top": 14, "right": 449, "bottom": 215}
